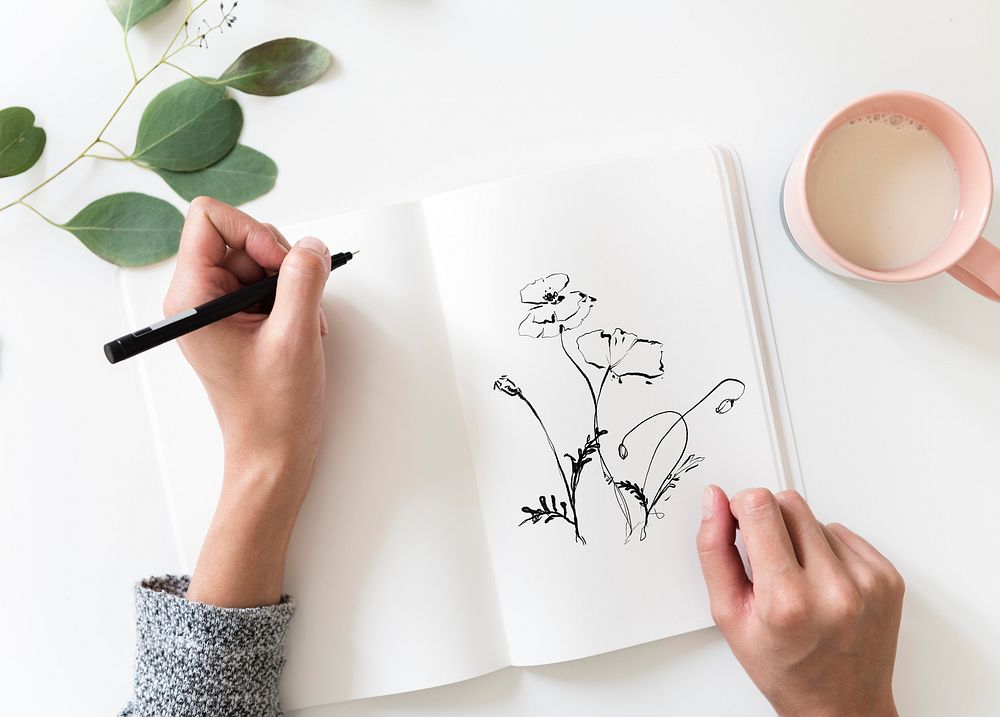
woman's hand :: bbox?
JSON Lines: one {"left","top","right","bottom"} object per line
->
{"left": 163, "top": 197, "right": 332, "bottom": 608}
{"left": 697, "top": 486, "right": 904, "bottom": 717}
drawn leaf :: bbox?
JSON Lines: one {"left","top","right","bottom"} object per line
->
{"left": 106, "top": 0, "right": 175, "bottom": 31}
{"left": 616, "top": 480, "right": 648, "bottom": 509}
{"left": 154, "top": 144, "right": 277, "bottom": 204}
{"left": 60, "top": 193, "right": 183, "bottom": 266}
{"left": 133, "top": 79, "right": 242, "bottom": 171}
{"left": 213, "top": 38, "right": 333, "bottom": 96}
{"left": 0, "top": 107, "right": 46, "bottom": 178}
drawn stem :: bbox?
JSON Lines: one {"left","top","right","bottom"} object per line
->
{"left": 517, "top": 391, "right": 584, "bottom": 543}
{"left": 620, "top": 378, "right": 746, "bottom": 450}
{"left": 620, "top": 378, "right": 745, "bottom": 540}
{"left": 559, "top": 328, "right": 632, "bottom": 534}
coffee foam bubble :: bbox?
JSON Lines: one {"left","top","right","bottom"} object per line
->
{"left": 848, "top": 112, "right": 924, "bottom": 131}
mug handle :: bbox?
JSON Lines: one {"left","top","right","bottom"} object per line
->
{"left": 947, "top": 237, "right": 1000, "bottom": 302}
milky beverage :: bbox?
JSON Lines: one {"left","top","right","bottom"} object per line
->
{"left": 806, "top": 112, "right": 960, "bottom": 271}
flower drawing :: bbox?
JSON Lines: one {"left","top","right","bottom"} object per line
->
{"left": 518, "top": 273, "right": 596, "bottom": 338}
{"left": 576, "top": 328, "right": 664, "bottom": 382}
{"left": 493, "top": 375, "right": 521, "bottom": 397}
{"left": 495, "top": 270, "right": 744, "bottom": 545}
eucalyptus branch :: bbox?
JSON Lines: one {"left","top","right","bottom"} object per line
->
{"left": 97, "top": 139, "right": 131, "bottom": 158}
{"left": 0, "top": 3, "right": 331, "bottom": 267}
{"left": 17, "top": 201, "right": 58, "bottom": 227}
{"left": 162, "top": 0, "right": 209, "bottom": 61}
{"left": 0, "top": 2, "right": 221, "bottom": 216}
{"left": 123, "top": 29, "right": 138, "bottom": 83}
{"left": 163, "top": 61, "right": 205, "bottom": 82}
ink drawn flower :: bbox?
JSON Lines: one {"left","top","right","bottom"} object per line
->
{"left": 518, "top": 273, "right": 596, "bottom": 338}
{"left": 494, "top": 375, "right": 521, "bottom": 397}
{"left": 576, "top": 328, "right": 664, "bottom": 381}
{"left": 715, "top": 398, "right": 736, "bottom": 414}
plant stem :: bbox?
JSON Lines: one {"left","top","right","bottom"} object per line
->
{"left": 517, "top": 391, "right": 584, "bottom": 544}
{"left": 162, "top": 0, "right": 209, "bottom": 61}
{"left": 123, "top": 28, "right": 138, "bottom": 83}
{"left": 97, "top": 139, "right": 132, "bottom": 158}
{"left": 559, "top": 328, "right": 632, "bottom": 534}
{"left": 18, "top": 201, "right": 59, "bottom": 227}
{"left": 163, "top": 61, "right": 208, "bottom": 82}
{"left": 0, "top": 142, "right": 97, "bottom": 213}
{"left": 0, "top": 0, "right": 217, "bottom": 217}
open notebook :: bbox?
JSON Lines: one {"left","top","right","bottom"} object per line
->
{"left": 119, "top": 146, "right": 800, "bottom": 711}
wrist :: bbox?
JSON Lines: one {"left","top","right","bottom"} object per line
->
{"left": 224, "top": 438, "right": 317, "bottom": 490}
{"left": 186, "top": 452, "right": 317, "bottom": 608}
{"left": 775, "top": 693, "right": 897, "bottom": 717}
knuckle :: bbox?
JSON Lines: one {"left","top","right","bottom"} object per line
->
{"left": 885, "top": 567, "right": 906, "bottom": 599}
{"left": 762, "top": 589, "right": 809, "bottom": 629}
{"left": 734, "top": 488, "right": 776, "bottom": 517}
{"left": 825, "top": 581, "right": 864, "bottom": 621}
{"left": 187, "top": 195, "right": 216, "bottom": 216}
{"left": 854, "top": 566, "right": 881, "bottom": 594}
{"left": 826, "top": 521, "right": 849, "bottom": 538}
{"left": 284, "top": 247, "right": 329, "bottom": 278}
{"left": 710, "top": 601, "right": 739, "bottom": 629}
{"left": 775, "top": 490, "right": 806, "bottom": 508}
{"left": 695, "top": 523, "right": 715, "bottom": 554}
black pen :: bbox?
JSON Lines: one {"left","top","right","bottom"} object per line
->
{"left": 104, "top": 251, "right": 358, "bottom": 365}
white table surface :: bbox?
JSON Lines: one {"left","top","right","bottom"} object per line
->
{"left": 2, "top": 1, "right": 999, "bottom": 715}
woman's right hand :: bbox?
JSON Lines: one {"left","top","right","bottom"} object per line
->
{"left": 162, "top": 197, "right": 333, "bottom": 607}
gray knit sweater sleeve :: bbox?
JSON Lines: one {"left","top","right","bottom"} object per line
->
{"left": 119, "top": 575, "right": 295, "bottom": 717}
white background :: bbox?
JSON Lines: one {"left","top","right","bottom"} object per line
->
{"left": 1, "top": 1, "right": 998, "bottom": 715}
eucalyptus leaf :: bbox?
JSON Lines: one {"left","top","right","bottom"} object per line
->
{"left": 214, "top": 38, "right": 332, "bottom": 96}
{"left": 154, "top": 144, "right": 277, "bottom": 205}
{"left": 106, "top": 0, "right": 175, "bottom": 31}
{"left": 61, "top": 193, "right": 183, "bottom": 266}
{"left": 133, "top": 79, "right": 242, "bottom": 171}
{"left": 0, "top": 107, "right": 46, "bottom": 178}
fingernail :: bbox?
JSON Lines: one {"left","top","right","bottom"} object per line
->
{"left": 297, "top": 236, "right": 329, "bottom": 257}
{"left": 702, "top": 485, "right": 716, "bottom": 519}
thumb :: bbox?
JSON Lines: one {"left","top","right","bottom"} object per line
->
{"left": 269, "top": 237, "right": 331, "bottom": 334}
{"left": 696, "top": 484, "right": 751, "bottom": 629}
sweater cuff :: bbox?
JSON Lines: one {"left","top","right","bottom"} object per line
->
{"left": 128, "top": 575, "right": 295, "bottom": 717}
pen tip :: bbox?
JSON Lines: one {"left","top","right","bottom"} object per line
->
{"left": 352, "top": 249, "right": 361, "bottom": 256}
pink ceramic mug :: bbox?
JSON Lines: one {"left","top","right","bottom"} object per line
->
{"left": 782, "top": 90, "right": 1000, "bottom": 301}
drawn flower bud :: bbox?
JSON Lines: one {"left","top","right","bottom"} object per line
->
{"left": 618, "top": 443, "right": 628, "bottom": 459}
{"left": 715, "top": 398, "right": 737, "bottom": 414}
{"left": 493, "top": 375, "right": 521, "bottom": 397}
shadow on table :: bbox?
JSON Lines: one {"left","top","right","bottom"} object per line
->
{"left": 288, "top": 663, "right": 519, "bottom": 717}
{"left": 839, "top": 272, "right": 1000, "bottom": 359}
{"left": 894, "top": 588, "right": 996, "bottom": 716}
{"left": 288, "top": 626, "right": 772, "bottom": 717}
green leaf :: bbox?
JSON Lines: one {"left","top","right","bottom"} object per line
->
{"left": 154, "top": 144, "right": 277, "bottom": 205}
{"left": 60, "top": 193, "right": 183, "bottom": 267}
{"left": 214, "top": 38, "right": 333, "bottom": 96}
{"left": 0, "top": 107, "right": 46, "bottom": 178}
{"left": 133, "top": 79, "right": 242, "bottom": 171}
{"left": 106, "top": 0, "right": 175, "bottom": 31}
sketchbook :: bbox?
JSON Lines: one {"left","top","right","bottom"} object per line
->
{"left": 118, "top": 146, "right": 801, "bottom": 710}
